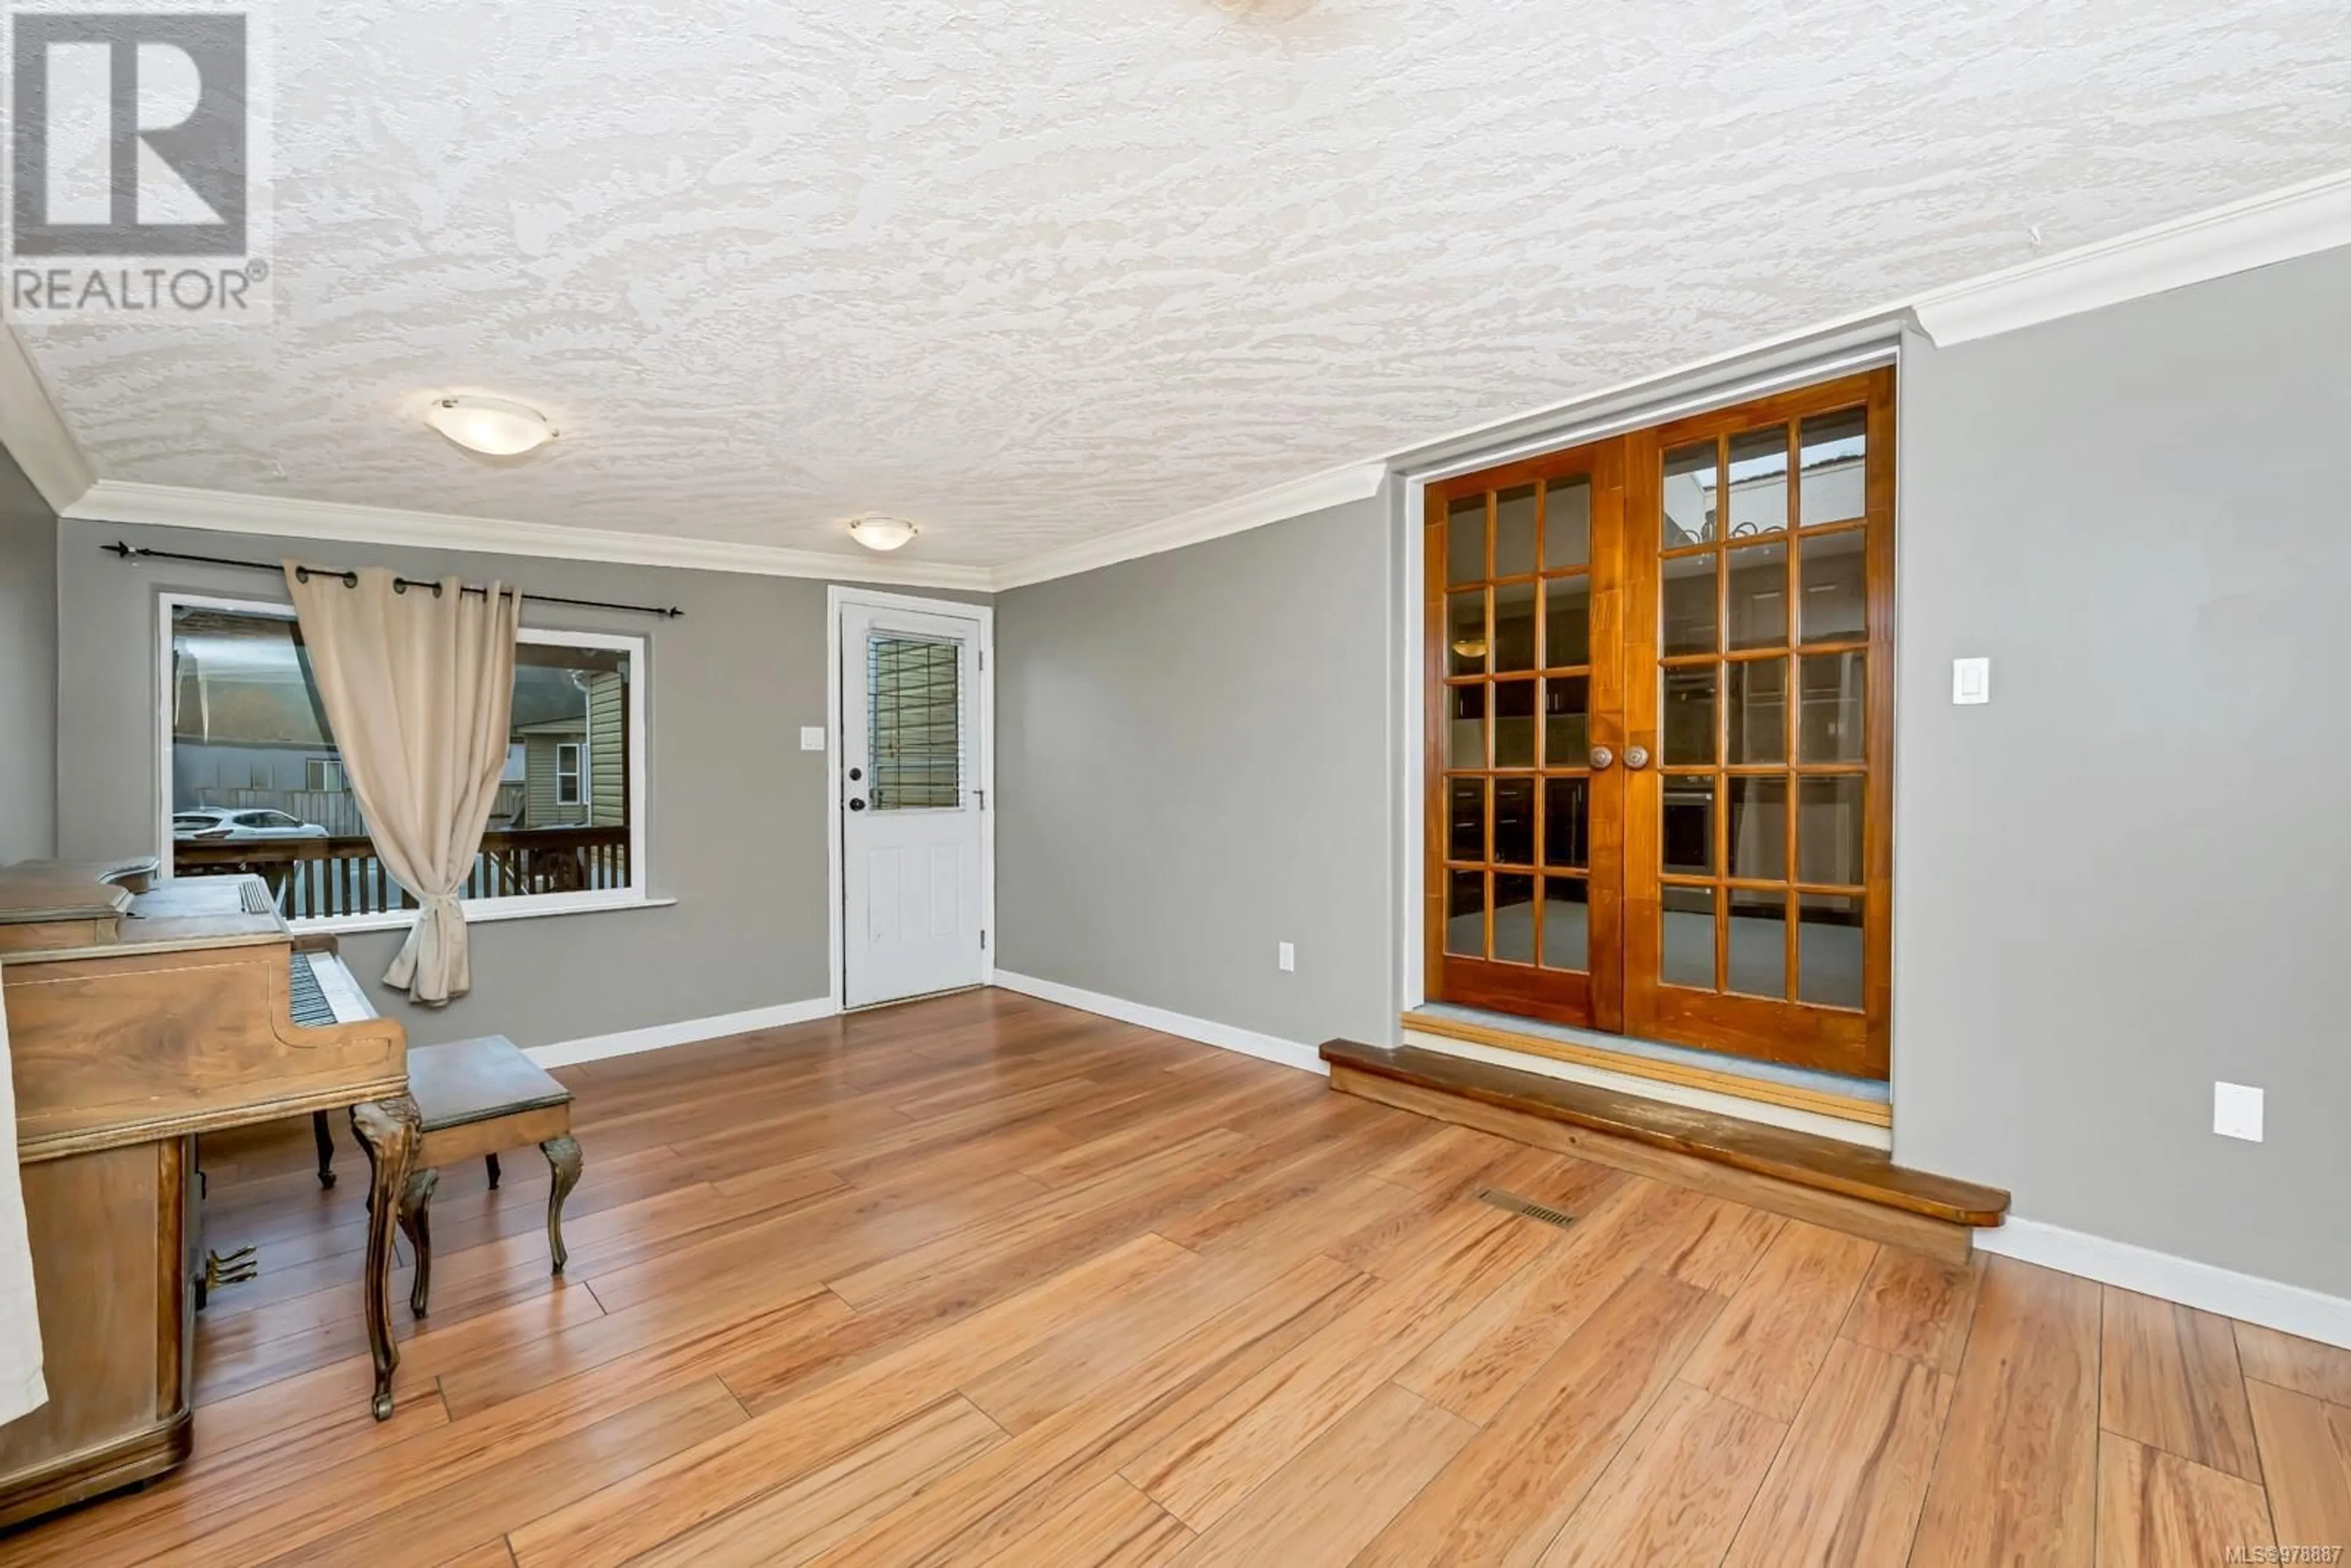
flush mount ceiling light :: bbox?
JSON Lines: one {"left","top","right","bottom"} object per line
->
{"left": 848, "top": 515, "right": 918, "bottom": 552}
{"left": 424, "top": 396, "right": 557, "bottom": 456}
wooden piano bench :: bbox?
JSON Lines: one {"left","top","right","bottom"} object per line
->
{"left": 391, "top": 1035, "right": 582, "bottom": 1318}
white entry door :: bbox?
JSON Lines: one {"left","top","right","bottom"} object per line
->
{"left": 839, "top": 598, "right": 988, "bottom": 1008}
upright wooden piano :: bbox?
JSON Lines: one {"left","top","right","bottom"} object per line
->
{"left": 0, "top": 857, "right": 416, "bottom": 1529}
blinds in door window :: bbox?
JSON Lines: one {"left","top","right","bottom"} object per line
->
{"left": 868, "top": 634, "right": 965, "bottom": 809}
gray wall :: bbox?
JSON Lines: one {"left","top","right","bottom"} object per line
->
{"left": 1892, "top": 246, "right": 2351, "bottom": 1296}
{"left": 0, "top": 449, "right": 56, "bottom": 865}
{"left": 56, "top": 516, "right": 982, "bottom": 1051}
{"left": 996, "top": 496, "right": 1393, "bottom": 1051}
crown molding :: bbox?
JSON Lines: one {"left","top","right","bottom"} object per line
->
{"left": 0, "top": 326, "right": 96, "bottom": 513}
{"left": 1910, "top": 165, "right": 2351, "bottom": 347}
{"left": 989, "top": 461, "right": 1388, "bottom": 591}
{"left": 69, "top": 467, "right": 1392, "bottom": 598}
{"left": 1385, "top": 328, "right": 1903, "bottom": 483}
{"left": 62, "top": 479, "right": 997, "bottom": 591}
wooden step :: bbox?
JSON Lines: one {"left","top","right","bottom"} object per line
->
{"left": 1321, "top": 1038, "right": 2008, "bottom": 1262}
{"left": 1400, "top": 1008, "right": 1891, "bottom": 1131}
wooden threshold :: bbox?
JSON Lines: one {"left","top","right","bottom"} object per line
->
{"left": 1321, "top": 1039, "right": 2008, "bottom": 1264}
{"left": 1401, "top": 1008, "right": 1893, "bottom": 1130}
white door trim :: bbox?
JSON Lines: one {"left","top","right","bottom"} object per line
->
{"left": 825, "top": 585, "right": 996, "bottom": 1014}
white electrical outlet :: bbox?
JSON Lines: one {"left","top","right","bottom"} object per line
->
{"left": 1952, "top": 658, "right": 1991, "bottom": 705}
{"left": 799, "top": 726, "right": 825, "bottom": 751}
{"left": 2213, "top": 1081, "right": 2263, "bottom": 1142}
{"left": 1277, "top": 942, "right": 1295, "bottom": 973}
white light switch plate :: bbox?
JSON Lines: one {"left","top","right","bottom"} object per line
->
{"left": 1952, "top": 658, "right": 1991, "bottom": 705}
{"left": 799, "top": 727, "right": 825, "bottom": 751}
{"left": 1278, "top": 942, "right": 1295, "bottom": 972}
{"left": 2214, "top": 1081, "right": 2263, "bottom": 1142}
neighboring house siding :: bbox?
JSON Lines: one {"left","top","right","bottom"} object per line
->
{"left": 587, "top": 672, "right": 626, "bottom": 828}
{"left": 522, "top": 733, "right": 573, "bottom": 827}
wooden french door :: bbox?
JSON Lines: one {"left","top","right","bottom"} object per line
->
{"left": 1425, "top": 439, "right": 1627, "bottom": 1033}
{"left": 1425, "top": 369, "right": 1894, "bottom": 1079}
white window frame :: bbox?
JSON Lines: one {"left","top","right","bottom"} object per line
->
{"left": 554, "top": 740, "right": 584, "bottom": 808}
{"left": 158, "top": 591, "right": 654, "bottom": 931}
{"left": 305, "top": 756, "right": 343, "bottom": 792}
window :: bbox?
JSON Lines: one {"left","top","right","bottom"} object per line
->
{"left": 164, "top": 596, "right": 647, "bottom": 925}
{"left": 868, "top": 634, "right": 962, "bottom": 809}
{"left": 555, "top": 742, "right": 583, "bottom": 807}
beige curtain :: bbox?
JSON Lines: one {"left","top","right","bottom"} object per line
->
{"left": 285, "top": 565, "right": 520, "bottom": 1005}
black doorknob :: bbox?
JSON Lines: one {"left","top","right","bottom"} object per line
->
{"left": 848, "top": 767, "right": 863, "bottom": 782}
{"left": 848, "top": 798, "right": 866, "bottom": 811}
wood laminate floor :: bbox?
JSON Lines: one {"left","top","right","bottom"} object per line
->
{"left": 8, "top": 988, "right": 2349, "bottom": 1566}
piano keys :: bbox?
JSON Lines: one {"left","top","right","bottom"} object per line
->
{"left": 0, "top": 858, "right": 413, "bottom": 1528}
{"left": 288, "top": 944, "right": 379, "bottom": 1030}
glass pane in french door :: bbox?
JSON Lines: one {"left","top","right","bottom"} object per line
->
{"left": 1541, "top": 877, "right": 1589, "bottom": 970}
{"left": 1493, "top": 874, "right": 1537, "bottom": 963}
{"left": 1444, "top": 869, "right": 1483, "bottom": 958}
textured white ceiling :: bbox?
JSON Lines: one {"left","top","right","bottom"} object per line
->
{"left": 23, "top": 0, "right": 2351, "bottom": 568}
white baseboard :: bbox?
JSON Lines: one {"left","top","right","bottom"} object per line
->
{"left": 990, "top": 972, "right": 1326, "bottom": 1077}
{"left": 527, "top": 996, "right": 836, "bottom": 1070}
{"left": 1981, "top": 1216, "right": 2351, "bottom": 1351}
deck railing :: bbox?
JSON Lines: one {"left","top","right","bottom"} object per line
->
{"left": 173, "top": 825, "right": 631, "bottom": 921}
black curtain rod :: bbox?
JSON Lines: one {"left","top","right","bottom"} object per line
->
{"left": 101, "top": 541, "right": 684, "bottom": 619}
